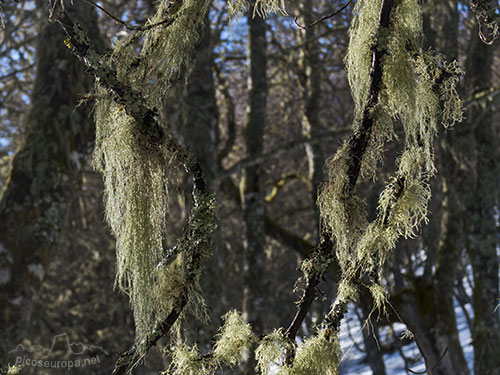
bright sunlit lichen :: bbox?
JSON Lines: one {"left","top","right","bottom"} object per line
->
{"left": 226, "top": 0, "right": 287, "bottom": 18}
{"left": 282, "top": 334, "right": 339, "bottom": 375}
{"left": 213, "top": 310, "right": 256, "bottom": 366}
{"left": 255, "top": 329, "right": 288, "bottom": 375}
{"left": 318, "top": 0, "right": 463, "bottom": 315}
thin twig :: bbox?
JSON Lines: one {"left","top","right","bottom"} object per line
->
{"left": 294, "top": 0, "right": 352, "bottom": 29}
{"left": 387, "top": 301, "right": 449, "bottom": 375}
{"left": 81, "top": 0, "right": 175, "bottom": 31}
{"left": 406, "top": 347, "right": 448, "bottom": 374}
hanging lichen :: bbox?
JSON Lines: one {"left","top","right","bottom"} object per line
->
{"left": 255, "top": 330, "right": 289, "bottom": 375}
{"left": 281, "top": 334, "right": 339, "bottom": 375}
{"left": 93, "top": 92, "right": 171, "bottom": 343}
{"left": 213, "top": 310, "right": 256, "bottom": 365}
{"left": 318, "top": 0, "right": 463, "bottom": 319}
{"left": 93, "top": 0, "right": 218, "bottom": 351}
{"left": 87, "top": 0, "right": 465, "bottom": 372}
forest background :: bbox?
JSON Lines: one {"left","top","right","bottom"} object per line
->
{"left": 0, "top": 0, "right": 499, "bottom": 374}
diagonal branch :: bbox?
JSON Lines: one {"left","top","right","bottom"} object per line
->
{"left": 283, "top": 0, "right": 395, "bottom": 359}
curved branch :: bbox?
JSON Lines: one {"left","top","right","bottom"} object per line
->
{"left": 293, "top": 0, "right": 353, "bottom": 29}
{"left": 49, "top": 8, "right": 216, "bottom": 375}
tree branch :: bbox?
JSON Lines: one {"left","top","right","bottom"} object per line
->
{"left": 49, "top": 8, "right": 216, "bottom": 375}
{"left": 294, "top": 0, "right": 353, "bottom": 29}
{"left": 219, "top": 128, "right": 350, "bottom": 178}
{"left": 283, "top": 0, "right": 396, "bottom": 362}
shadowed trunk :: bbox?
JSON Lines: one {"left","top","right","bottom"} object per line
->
{"left": 0, "top": 3, "right": 102, "bottom": 357}
{"left": 463, "top": 19, "right": 500, "bottom": 374}
{"left": 241, "top": 3, "right": 268, "bottom": 373}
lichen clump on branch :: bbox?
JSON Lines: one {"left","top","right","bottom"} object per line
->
{"left": 318, "top": 0, "right": 463, "bottom": 310}
{"left": 93, "top": 0, "right": 220, "bottom": 350}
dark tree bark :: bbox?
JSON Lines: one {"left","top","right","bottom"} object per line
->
{"left": 463, "top": 20, "right": 500, "bottom": 374}
{"left": 241, "top": 2, "right": 268, "bottom": 373}
{"left": 0, "top": 3, "right": 102, "bottom": 357}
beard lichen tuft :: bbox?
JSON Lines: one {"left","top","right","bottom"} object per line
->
{"left": 111, "top": 0, "right": 212, "bottom": 109}
{"left": 92, "top": 0, "right": 223, "bottom": 353}
{"left": 226, "top": 0, "right": 287, "bottom": 18}
{"left": 318, "top": 0, "right": 464, "bottom": 314}
{"left": 255, "top": 330, "right": 288, "bottom": 375}
{"left": 168, "top": 343, "right": 212, "bottom": 375}
{"left": 213, "top": 310, "right": 256, "bottom": 366}
{"left": 93, "top": 93, "right": 171, "bottom": 346}
{"left": 282, "top": 334, "right": 339, "bottom": 375}
{"left": 167, "top": 310, "right": 255, "bottom": 374}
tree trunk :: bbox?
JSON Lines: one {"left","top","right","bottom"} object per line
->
{"left": 241, "top": 3, "right": 268, "bottom": 373}
{"left": 297, "top": 0, "right": 324, "bottom": 240}
{"left": 463, "top": 22, "right": 500, "bottom": 374}
{"left": 0, "top": 3, "right": 102, "bottom": 357}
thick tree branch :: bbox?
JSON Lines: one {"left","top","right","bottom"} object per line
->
{"left": 264, "top": 216, "right": 313, "bottom": 258}
{"left": 283, "top": 0, "right": 396, "bottom": 360}
{"left": 49, "top": 8, "right": 216, "bottom": 375}
{"left": 219, "top": 129, "right": 350, "bottom": 178}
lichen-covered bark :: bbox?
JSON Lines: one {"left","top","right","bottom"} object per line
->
{"left": 241, "top": 3, "right": 268, "bottom": 372}
{"left": 177, "top": 11, "right": 225, "bottom": 347}
{"left": 0, "top": 4, "right": 101, "bottom": 356}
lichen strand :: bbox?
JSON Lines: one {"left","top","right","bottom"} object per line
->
{"left": 167, "top": 318, "right": 338, "bottom": 375}
{"left": 345, "top": 0, "right": 382, "bottom": 114}
{"left": 112, "top": 0, "right": 212, "bottom": 108}
{"left": 93, "top": 94, "right": 171, "bottom": 344}
{"left": 213, "top": 310, "right": 256, "bottom": 365}
{"left": 318, "top": 0, "right": 463, "bottom": 311}
{"left": 255, "top": 330, "right": 289, "bottom": 375}
{"left": 91, "top": 0, "right": 224, "bottom": 352}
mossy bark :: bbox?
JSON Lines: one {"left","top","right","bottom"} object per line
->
{"left": 177, "top": 11, "right": 225, "bottom": 348}
{"left": 0, "top": 3, "right": 101, "bottom": 357}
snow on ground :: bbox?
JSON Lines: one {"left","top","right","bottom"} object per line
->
{"left": 337, "top": 298, "right": 475, "bottom": 375}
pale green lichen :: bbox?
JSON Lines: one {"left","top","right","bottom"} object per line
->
{"left": 226, "top": 0, "right": 287, "bottom": 18}
{"left": 93, "top": 94, "right": 171, "bottom": 343}
{"left": 255, "top": 330, "right": 288, "bottom": 375}
{"left": 93, "top": 0, "right": 222, "bottom": 351}
{"left": 214, "top": 310, "right": 256, "bottom": 366}
{"left": 282, "top": 334, "right": 339, "bottom": 375}
{"left": 168, "top": 343, "right": 212, "bottom": 375}
{"left": 167, "top": 310, "right": 255, "bottom": 374}
{"left": 6, "top": 365, "right": 22, "bottom": 375}
{"left": 345, "top": 0, "right": 381, "bottom": 113}
{"left": 319, "top": 0, "right": 463, "bottom": 317}
{"left": 111, "top": 0, "right": 212, "bottom": 108}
